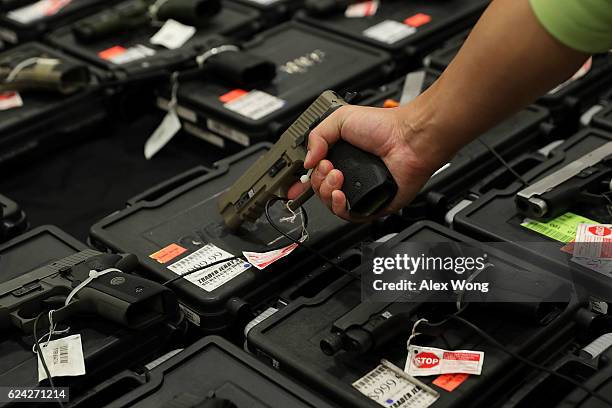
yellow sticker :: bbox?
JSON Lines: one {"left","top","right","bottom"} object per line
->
{"left": 521, "top": 212, "right": 598, "bottom": 243}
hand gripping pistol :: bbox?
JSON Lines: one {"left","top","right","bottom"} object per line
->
{"left": 218, "top": 91, "right": 398, "bottom": 230}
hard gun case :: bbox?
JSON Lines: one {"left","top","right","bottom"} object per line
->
{"left": 452, "top": 128, "right": 612, "bottom": 300}
{"left": 0, "top": 0, "right": 123, "bottom": 46}
{"left": 46, "top": 0, "right": 262, "bottom": 79}
{"left": 0, "top": 226, "right": 180, "bottom": 407}
{"left": 0, "top": 42, "right": 108, "bottom": 167}
{"left": 156, "top": 22, "right": 393, "bottom": 151}
{"left": 69, "top": 336, "right": 336, "bottom": 408}
{"left": 90, "top": 143, "right": 371, "bottom": 333}
{"left": 295, "top": 0, "right": 488, "bottom": 70}
{"left": 247, "top": 221, "right": 580, "bottom": 408}
{"left": 231, "top": 0, "right": 304, "bottom": 26}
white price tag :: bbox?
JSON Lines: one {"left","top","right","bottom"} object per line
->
{"left": 223, "top": 90, "right": 285, "bottom": 121}
{"left": 150, "top": 19, "right": 196, "bottom": 50}
{"left": 37, "top": 334, "right": 85, "bottom": 382}
{"left": 0, "top": 91, "right": 23, "bottom": 111}
{"left": 144, "top": 109, "right": 182, "bottom": 159}
{"left": 167, "top": 244, "right": 251, "bottom": 292}
{"left": 8, "top": 0, "right": 72, "bottom": 24}
{"left": 363, "top": 20, "right": 416, "bottom": 44}
{"left": 405, "top": 345, "right": 484, "bottom": 377}
{"left": 353, "top": 360, "right": 439, "bottom": 408}
{"left": 345, "top": 0, "right": 379, "bottom": 18}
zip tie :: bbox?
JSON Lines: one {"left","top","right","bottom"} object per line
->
{"left": 300, "top": 168, "right": 314, "bottom": 184}
{"left": 195, "top": 45, "right": 240, "bottom": 67}
{"left": 64, "top": 268, "right": 122, "bottom": 306}
{"left": 5, "top": 57, "right": 46, "bottom": 83}
{"left": 406, "top": 318, "right": 428, "bottom": 349}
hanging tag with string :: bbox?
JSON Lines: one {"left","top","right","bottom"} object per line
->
{"left": 404, "top": 319, "right": 484, "bottom": 377}
{"left": 242, "top": 202, "right": 310, "bottom": 270}
{"left": 145, "top": 72, "right": 182, "bottom": 159}
{"left": 34, "top": 267, "right": 122, "bottom": 381}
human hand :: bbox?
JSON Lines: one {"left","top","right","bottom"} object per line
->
{"left": 288, "top": 104, "right": 449, "bottom": 221}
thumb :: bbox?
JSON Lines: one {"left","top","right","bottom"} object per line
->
{"left": 304, "top": 106, "right": 353, "bottom": 169}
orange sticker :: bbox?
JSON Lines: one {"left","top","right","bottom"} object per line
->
{"left": 219, "top": 89, "right": 248, "bottom": 103}
{"left": 98, "top": 45, "right": 127, "bottom": 60}
{"left": 404, "top": 13, "right": 431, "bottom": 28}
{"left": 150, "top": 243, "right": 188, "bottom": 264}
{"left": 432, "top": 373, "right": 469, "bottom": 392}
{"left": 383, "top": 99, "right": 400, "bottom": 108}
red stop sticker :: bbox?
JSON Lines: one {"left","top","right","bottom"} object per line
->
{"left": 589, "top": 226, "right": 612, "bottom": 237}
{"left": 414, "top": 352, "right": 440, "bottom": 368}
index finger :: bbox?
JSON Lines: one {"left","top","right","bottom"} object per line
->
{"left": 304, "top": 106, "right": 353, "bottom": 169}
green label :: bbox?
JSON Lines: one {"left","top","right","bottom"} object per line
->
{"left": 521, "top": 212, "right": 598, "bottom": 243}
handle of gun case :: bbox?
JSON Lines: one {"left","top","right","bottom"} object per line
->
{"left": 327, "top": 140, "right": 397, "bottom": 217}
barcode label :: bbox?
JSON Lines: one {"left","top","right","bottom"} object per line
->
{"left": 353, "top": 361, "right": 438, "bottom": 408}
{"left": 521, "top": 212, "right": 597, "bottom": 243}
{"left": 167, "top": 243, "right": 251, "bottom": 292}
{"left": 37, "top": 334, "right": 85, "bottom": 382}
{"left": 223, "top": 90, "right": 285, "bottom": 121}
{"left": 52, "top": 345, "right": 69, "bottom": 365}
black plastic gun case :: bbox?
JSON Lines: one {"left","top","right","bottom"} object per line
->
{"left": 67, "top": 336, "right": 336, "bottom": 407}
{"left": 247, "top": 221, "right": 582, "bottom": 408}
{"left": 0, "top": 0, "right": 123, "bottom": 47}
{"left": 496, "top": 329, "right": 612, "bottom": 408}
{"left": 46, "top": 0, "right": 262, "bottom": 80}
{"left": 0, "top": 42, "right": 108, "bottom": 167}
{"left": 427, "top": 33, "right": 612, "bottom": 136}
{"left": 0, "top": 225, "right": 183, "bottom": 407}
{"left": 452, "top": 127, "right": 612, "bottom": 302}
{"left": 89, "top": 143, "right": 373, "bottom": 334}
{"left": 0, "top": 194, "right": 26, "bottom": 243}
{"left": 295, "top": 0, "right": 489, "bottom": 71}
{"left": 155, "top": 21, "right": 393, "bottom": 151}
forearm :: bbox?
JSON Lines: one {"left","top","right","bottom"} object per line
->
{"left": 401, "top": 0, "right": 589, "bottom": 166}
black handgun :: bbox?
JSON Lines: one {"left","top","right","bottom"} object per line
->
{"left": 0, "top": 250, "right": 179, "bottom": 334}
{"left": 320, "top": 301, "right": 420, "bottom": 356}
{"left": 516, "top": 141, "right": 612, "bottom": 220}
{"left": 72, "top": 0, "right": 222, "bottom": 44}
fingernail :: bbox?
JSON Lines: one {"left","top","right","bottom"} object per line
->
{"left": 328, "top": 171, "right": 337, "bottom": 184}
{"left": 304, "top": 150, "right": 311, "bottom": 167}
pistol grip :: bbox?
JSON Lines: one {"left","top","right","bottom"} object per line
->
{"left": 327, "top": 140, "right": 397, "bottom": 217}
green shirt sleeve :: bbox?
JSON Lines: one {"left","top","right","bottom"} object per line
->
{"left": 530, "top": 0, "right": 612, "bottom": 53}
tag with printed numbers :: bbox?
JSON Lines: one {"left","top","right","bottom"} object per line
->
{"left": 37, "top": 334, "right": 86, "bottom": 382}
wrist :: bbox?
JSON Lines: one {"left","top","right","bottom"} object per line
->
{"left": 394, "top": 87, "right": 462, "bottom": 173}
